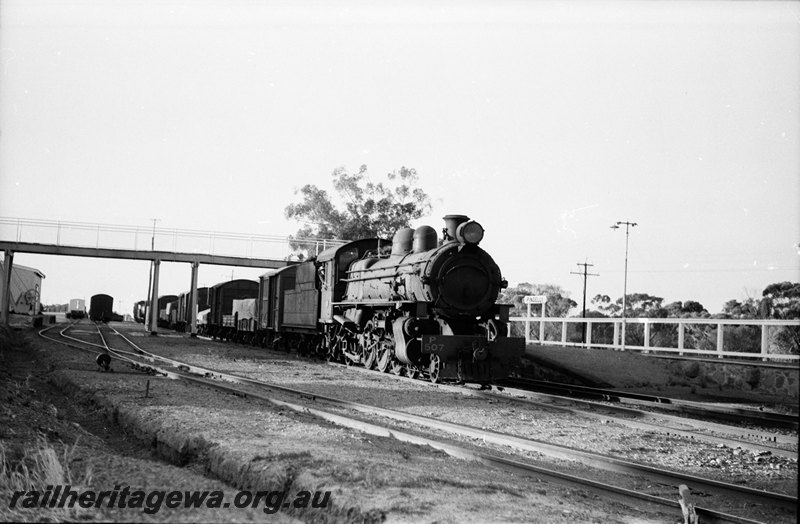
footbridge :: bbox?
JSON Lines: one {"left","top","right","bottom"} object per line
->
{"left": 0, "top": 218, "right": 342, "bottom": 334}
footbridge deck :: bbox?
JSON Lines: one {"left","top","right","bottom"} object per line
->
{"left": 0, "top": 240, "right": 291, "bottom": 334}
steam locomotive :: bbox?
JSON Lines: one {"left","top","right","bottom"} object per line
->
{"left": 192, "top": 214, "right": 524, "bottom": 385}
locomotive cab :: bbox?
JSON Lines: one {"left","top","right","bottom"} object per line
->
{"left": 317, "top": 238, "right": 391, "bottom": 323}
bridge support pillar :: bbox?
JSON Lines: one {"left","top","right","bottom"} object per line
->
{"left": 149, "top": 259, "right": 161, "bottom": 335}
{"left": 189, "top": 261, "right": 199, "bottom": 337}
{"left": 1, "top": 250, "right": 14, "bottom": 325}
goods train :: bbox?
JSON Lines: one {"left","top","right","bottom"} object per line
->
{"left": 175, "top": 287, "right": 209, "bottom": 332}
{"left": 204, "top": 280, "right": 259, "bottom": 339}
{"left": 89, "top": 294, "right": 113, "bottom": 322}
{"left": 132, "top": 295, "right": 179, "bottom": 326}
{"left": 66, "top": 298, "right": 86, "bottom": 319}
{"left": 133, "top": 300, "right": 146, "bottom": 323}
{"left": 160, "top": 214, "right": 524, "bottom": 385}
{"left": 158, "top": 295, "right": 178, "bottom": 328}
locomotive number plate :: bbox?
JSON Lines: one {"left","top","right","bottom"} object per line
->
{"left": 422, "top": 337, "right": 446, "bottom": 353}
{"left": 421, "top": 335, "right": 486, "bottom": 357}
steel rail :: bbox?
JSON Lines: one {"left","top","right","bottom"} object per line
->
{"left": 482, "top": 388, "right": 798, "bottom": 458}
{"left": 39, "top": 323, "right": 789, "bottom": 523}
{"left": 504, "top": 378, "right": 799, "bottom": 429}
{"left": 329, "top": 361, "right": 797, "bottom": 457}
{"left": 489, "top": 387, "right": 797, "bottom": 446}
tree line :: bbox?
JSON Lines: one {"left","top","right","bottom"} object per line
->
{"left": 498, "top": 281, "right": 799, "bottom": 320}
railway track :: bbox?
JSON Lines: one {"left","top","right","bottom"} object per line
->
{"left": 333, "top": 362, "right": 798, "bottom": 459}
{"left": 502, "top": 377, "right": 799, "bottom": 430}
{"left": 38, "top": 321, "right": 798, "bottom": 523}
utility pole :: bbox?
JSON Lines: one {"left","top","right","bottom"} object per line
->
{"left": 144, "top": 218, "right": 160, "bottom": 330}
{"left": 610, "top": 220, "right": 637, "bottom": 350}
{"left": 150, "top": 218, "right": 160, "bottom": 250}
{"left": 571, "top": 260, "right": 599, "bottom": 343}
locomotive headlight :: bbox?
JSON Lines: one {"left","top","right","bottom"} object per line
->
{"left": 456, "top": 220, "right": 484, "bottom": 245}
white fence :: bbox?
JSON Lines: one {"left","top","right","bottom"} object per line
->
{"left": 510, "top": 316, "right": 800, "bottom": 362}
{"left": 0, "top": 217, "right": 344, "bottom": 259}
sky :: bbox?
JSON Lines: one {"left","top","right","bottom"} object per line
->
{"left": 1, "top": 0, "right": 799, "bottom": 317}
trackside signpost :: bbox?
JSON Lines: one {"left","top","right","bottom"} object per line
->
{"left": 523, "top": 295, "right": 547, "bottom": 345}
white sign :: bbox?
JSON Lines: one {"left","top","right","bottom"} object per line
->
{"left": 523, "top": 295, "right": 547, "bottom": 305}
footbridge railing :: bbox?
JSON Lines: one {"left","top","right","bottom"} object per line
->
{"left": 509, "top": 316, "right": 800, "bottom": 362}
{"left": 0, "top": 217, "right": 344, "bottom": 259}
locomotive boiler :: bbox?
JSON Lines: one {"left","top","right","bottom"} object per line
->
{"left": 324, "top": 214, "right": 523, "bottom": 384}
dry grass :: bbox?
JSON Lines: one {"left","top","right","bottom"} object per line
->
{"left": 0, "top": 327, "right": 101, "bottom": 520}
{"left": 0, "top": 433, "right": 96, "bottom": 521}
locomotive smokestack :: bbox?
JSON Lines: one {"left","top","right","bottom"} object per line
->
{"left": 442, "top": 214, "right": 470, "bottom": 243}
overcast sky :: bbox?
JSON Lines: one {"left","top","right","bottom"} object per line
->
{"left": 1, "top": 0, "right": 798, "bottom": 316}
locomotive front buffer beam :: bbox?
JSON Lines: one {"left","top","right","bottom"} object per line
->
{"left": 419, "top": 334, "right": 525, "bottom": 382}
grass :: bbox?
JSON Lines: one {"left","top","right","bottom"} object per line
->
{"left": 0, "top": 437, "right": 96, "bottom": 522}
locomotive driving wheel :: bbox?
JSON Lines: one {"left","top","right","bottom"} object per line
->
{"left": 361, "top": 322, "right": 379, "bottom": 370}
{"left": 429, "top": 355, "right": 441, "bottom": 384}
{"left": 376, "top": 336, "right": 394, "bottom": 373}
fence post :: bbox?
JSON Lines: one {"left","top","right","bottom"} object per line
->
{"left": 761, "top": 324, "right": 769, "bottom": 362}
{"left": 717, "top": 323, "right": 724, "bottom": 358}
{"left": 643, "top": 320, "right": 650, "bottom": 353}
{"left": 525, "top": 303, "right": 531, "bottom": 345}
{"left": 613, "top": 321, "right": 620, "bottom": 350}
{"left": 561, "top": 321, "right": 567, "bottom": 345}
{"left": 586, "top": 320, "right": 592, "bottom": 348}
{"left": 539, "top": 305, "right": 545, "bottom": 344}
{"left": 678, "top": 323, "right": 685, "bottom": 356}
